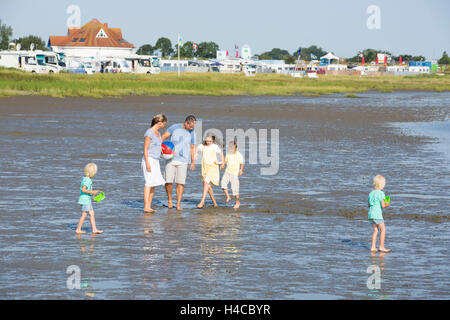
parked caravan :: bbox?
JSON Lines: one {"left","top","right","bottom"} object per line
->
{"left": 43, "top": 52, "right": 66, "bottom": 71}
{"left": 0, "top": 50, "right": 62, "bottom": 73}
{"left": 22, "top": 51, "right": 63, "bottom": 73}
{"left": 102, "top": 58, "right": 132, "bottom": 73}
{"left": 185, "top": 60, "right": 209, "bottom": 73}
{"left": 0, "top": 51, "right": 23, "bottom": 69}
{"left": 65, "top": 58, "right": 94, "bottom": 74}
{"left": 125, "top": 55, "right": 161, "bottom": 74}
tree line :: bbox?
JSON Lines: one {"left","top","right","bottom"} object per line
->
{"left": 1, "top": 19, "right": 449, "bottom": 64}
{"left": 137, "top": 37, "right": 219, "bottom": 59}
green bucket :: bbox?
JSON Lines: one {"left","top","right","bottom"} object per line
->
{"left": 385, "top": 195, "right": 390, "bottom": 203}
{"left": 94, "top": 192, "right": 105, "bottom": 203}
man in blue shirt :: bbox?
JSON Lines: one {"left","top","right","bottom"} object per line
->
{"left": 161, "top": 115, "right": 196, "bottom": 210}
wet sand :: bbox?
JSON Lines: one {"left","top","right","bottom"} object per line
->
{"left": 0, "top": 92, "right": 449, "bottom": 299}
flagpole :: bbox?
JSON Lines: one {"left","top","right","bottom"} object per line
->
{"left": 178, "top": 34, "right": 180, "bottom": 77}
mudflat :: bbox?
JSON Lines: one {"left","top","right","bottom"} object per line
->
{"left": 0, "top": 92, "right": 449, "bottom": 299}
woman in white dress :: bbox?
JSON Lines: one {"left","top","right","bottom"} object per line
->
{"left": 142, "top": 114, "right": 167, "bottom": 213}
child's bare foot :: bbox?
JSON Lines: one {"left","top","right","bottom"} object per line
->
{"left": 225, "top": 196, "right": 231, "bottom": 203}
{"left": 379, "top": 248, "right": 391, "bottom": 253}
{"left": 92, "top": 230, "right": 104, "bottom": 234}
{"left": 75, "top": 230, "right": 86, "bottom": 234}
{"left": 176, "top": 205, "right": 182, "bottom": 211}
{"left": 370, "top": 248, "right": 378, "bottom": 252}
{"left": 213, "top": 201, "right": 218, "bottom": 207}
{"left": 233, "top": 202, "right": 240, "bottom": 209}
{"left": 144, "top": 208, "right": 156, "bottom": 213}
{"left": 197, "top": 201, "right": 204, "bottom": 209}
{"left": 168, "top": 201, "right": 173, "bottom": 209}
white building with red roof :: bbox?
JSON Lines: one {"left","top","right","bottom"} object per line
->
{"left": 48, "top": 19, "right": 136, "bottom": 58}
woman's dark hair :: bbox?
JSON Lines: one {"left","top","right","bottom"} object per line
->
{"left": 185, "top": 115, "right": 196, "bottom": 124}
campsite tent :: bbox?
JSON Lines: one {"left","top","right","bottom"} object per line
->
{"left": 320, "top": 52, "right": 339, "bottom": 65}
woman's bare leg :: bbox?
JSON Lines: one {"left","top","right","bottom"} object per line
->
{"left": 144, "top": 186, "right": 156, "bottom": 213}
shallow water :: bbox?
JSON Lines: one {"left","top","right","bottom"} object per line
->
{"left": 0, "top": 92, "right": 449, "bottom": 299}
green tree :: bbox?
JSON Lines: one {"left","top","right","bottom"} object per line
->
{"left": 178, "top": 41, "right": 195, "bottom": 58}
{"left": 390, "top": 54, "right": 426, "bottom": 63}
{"left": 257, "top": 48, "right": 296, "bottom": 64}
{"left": 392, "top": 54, "right": 413, "bottom": 63}
{"left": 13, "top": 35, "right": 47, "bottom": 51}
{"left": 0, "top": 19, "right": 13, "bottom": 50}
{"left": 347, "top": 49, "right": 391, "bottom": 63}
{"left": 136, "top": 44, "right": 154, "bottom": 55}
{"left": 293, "top": 45, "right": 328, "bottom": 61}
{"left": 411, "top": 56, "right": 425, "bottom": 61}
{"left": 154, "top": 37, "right": 174, "bottom": 58}
{"left": 438, "top": 51, "right": 450, "bottom": 65}
{"left": 259, "top": 48, "right": 290, "bottom": 60}
{"left": 196, "top": 41, "right": 219, "bottom": 59}
{"left": 284, "top": 55, "right": 296, "bottom": 64}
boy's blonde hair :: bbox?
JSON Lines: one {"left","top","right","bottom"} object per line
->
{"left": 84, "top": 163, "right": 98, "bottom": 178}
{"left": 373, "top": 174, "right": 386, "bottom": 190}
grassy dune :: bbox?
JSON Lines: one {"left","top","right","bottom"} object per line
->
{"left": 0, "top": 68, "right": 449, "bottom": 98}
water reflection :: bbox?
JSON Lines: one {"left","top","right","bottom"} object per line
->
{"left": 198, "top": 212, "right": 242, "bottom": 281}
{"left": 76, "top": 233, "right": 97, "bottom": 255}
{"left": 367, "top": 251, "right": 390, "bottom": 299}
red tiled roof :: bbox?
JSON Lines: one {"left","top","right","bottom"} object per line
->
{"left": 49, "top": 19, "right": 134, "bottom": 48}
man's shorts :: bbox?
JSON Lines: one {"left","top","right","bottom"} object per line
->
{"left": 165, "top": 160, "right": 188, "bottom": 185}
{"left": 221, "top": 172, "right": 240, "bottom": 196}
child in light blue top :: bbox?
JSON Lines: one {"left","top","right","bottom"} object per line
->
{"left": 76, "top": 163, "right": 103, "bottom": 234}
{"left": 368, "top": 175, "right": 390, "bottom": 253}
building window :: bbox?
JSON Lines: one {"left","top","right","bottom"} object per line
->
{"left": 96, "top": 29, "right": 108, "bottom": 38}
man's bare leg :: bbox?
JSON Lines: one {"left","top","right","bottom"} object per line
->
{"left": 176, "top": 184, "right": 184, "bottom": 210}
{"left": 165, "top": 183, "right": 173, "bottom": 209}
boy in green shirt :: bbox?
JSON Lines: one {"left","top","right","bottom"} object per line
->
{"left": 368, "top": 175, "right": 390, "bottom": 253}
{"left": 76, "top": 163, "right": 103, "bottom": 234}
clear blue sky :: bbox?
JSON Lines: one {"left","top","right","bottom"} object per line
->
{"left": 1, "top": 0, "right": 449, "bottom": 59}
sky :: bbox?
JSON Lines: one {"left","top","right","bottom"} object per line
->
{"left": 1, "top": 0, "right": 449, "bottom": 59}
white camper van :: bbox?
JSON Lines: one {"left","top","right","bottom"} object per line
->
{"left": 0, "top": 50, "right": 63, "bottom": 73}
{"left": 22, "top": 51, "right": 62, "bottom": 73}
{"left": 125, "top": 55, "right": 161, "bottom": 74}
{"left": 43, "top": 52, "right": 66, "bottom": 72}
{"left": 0, "top": 51, "right": 23, "bottom": 69}
{"left": 101, "top": 58, "right": 132, "bottom": 73}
